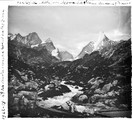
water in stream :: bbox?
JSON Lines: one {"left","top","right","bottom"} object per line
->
{"left": 37, "top": 81, "right": 89, "bottom": 113}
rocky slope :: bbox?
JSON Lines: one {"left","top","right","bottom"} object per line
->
{"left": 39, "top": 38, "right": 131, "bottom": 111}
{"left": 77, "top": 41, "right": 94, "bottom": 59}
{"left": 14, "top": 32, "right": 42, "bottom": 46}
{"left": 8, "top": 33, "right": 74, "bottom": 67}
{"left": 77, "top": 33, "right": 118, "bottom": 59}
{"left": 8, "top": 32, "right": 131, "bottom": 117}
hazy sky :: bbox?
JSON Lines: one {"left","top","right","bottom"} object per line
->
{"left": 8, "top": 6, "right": 131, "bottom": 57}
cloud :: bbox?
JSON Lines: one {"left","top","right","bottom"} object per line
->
{"left": 118, "top": 6, "right": 131, "bottom": 34}
{"left": 55, "top": 44, "right": 66, "bottom": 51}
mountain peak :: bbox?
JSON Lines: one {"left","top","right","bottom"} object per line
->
{"left": 27, "top": 32, "right": 42, "bottom": 45}
{"left": 16, "top": 33, "right": 22, "bottom": 38}
{"left": 58, "top": 51, "right": 74, "bottom": 61}
{"left": 45, "top": 38, "right": 52, "bottom": 43}
{"left": 77, "top": 41, "right": 94, "bottom": 59}
{"left": 94, "top": 32, "right": 110, "bottom": 50}
{"left": 102, "top": 33, "right": 110, "bottom": 42}
{"left": 40, "top": 38, "right": 55, "bottom": 53}
{"left": 14, "top": 32, "right": 42, "bottom": 46}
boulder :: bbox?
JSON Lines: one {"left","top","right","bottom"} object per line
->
{"left": 25, "top": 81, "right": 38, "bottom": 90}
{"left": 72, "top": 93, "right": 88, "bottom": 103}
{"left": 59, "top": 85, "right": 71, "bottom": 93}
{"left": 107, "top": 90, "right": 115, "bottom": 97}
{"left": 94, "top": 88, "right": 102, "bottom": 94}
{"left": 17, "top": 91, "right": 37, "bottom": 100}
{"left": 71, "top": 93, "right": 82, "bottom": 103}
{"left": 78, "top": 95, "right": 88, "bottom": 103}
{"left": 83, "top": 107, "right": 95, "bottom": 115}
{"left": 44, "top": 83, "right": 55, "bottom": 91}
{"left": 60, "top": 101, "right": 77, "bottom": 113}
{"left": 21, "top": 75, "right": 28, "bottom": 81}
{"left": 112, "top": 80, "right": 118, "bottom": 86}
{"left": 95, "top": 102, "right": 106, "bottom": 108}
{"left": 102, "top": 83, "right": 112, "bottom": 93}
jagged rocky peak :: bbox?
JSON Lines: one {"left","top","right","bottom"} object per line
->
{"left": 13, "top": 32, "right": 42, "bottom": 46}
{"left": 51, "top": 48, "right": 60, "bottom": 59}
{"left": 94, "top": 32, "right": 116, "bottom": 50}
{"left": 77, "top": 41, "right": 94, "bottom": 59}
{"left": 45, "top": 38, "right": 53, "bottom": 43}
{"left": 8, "top": 33, "right": 16, "bottom": 40}
{"left": 58, "top": 51, "right": 74, "bottom": 61}
{"left": 101, "top": 33, "right": 112, "bottom": 47}
{"left": 41, "top": 38, "right": 56, "bottom": 53}
{"left": 27, "top": 32, "right": 42, "bottom": 45}
{"left": 16, "top": 33, "right": 23, "bottom": 39}
{"left": 15, "top": 33, "right": 24, "bottom": 43}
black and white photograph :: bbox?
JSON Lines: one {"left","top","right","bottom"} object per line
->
{"left": 7, "top": 5, "right": 131, "bottom": 118}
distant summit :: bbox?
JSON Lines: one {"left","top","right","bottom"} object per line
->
{"left": 13, "top": 32, "right": 42, "bottom": 46}
{"left": 8, "top": 32, "right": 74, "bottom": 64}
{"left": 27, "top": 32, "right": 42, "bottom": 45}
{"left": 41, "top": 38, "right": 56, "bottom": 53}
{"left": 58, "top": 51, "right": 74, "bottom": 61}
{"left": 94, "top": 32, "right": 116, "bottom": 51}
{"left": 77, "top": 41, "right": 94, "bottom": 59}
{"left": 76, "top": 32, "right": 118, "bottom": 59}
{"left": 45, "top": 38, "right": 52, "bottom": 43}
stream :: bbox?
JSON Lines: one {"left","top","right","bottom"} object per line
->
{"left": 37, "top": 81, "right": 90, "bottom": 113}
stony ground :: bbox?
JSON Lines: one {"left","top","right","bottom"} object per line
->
{"left": 8, "top": 38, "right": 131, "bottom": 118}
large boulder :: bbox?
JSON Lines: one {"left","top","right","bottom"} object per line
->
{"left": 78, "top": 95, "right": 88, "bottom": 103}
{"left": 25, "top": 81, "right": 38, "bottom": 91}
{"left": 71, "top": 93, "right": 88, "bottom": 103}
{"left": 102, "top": 83, "right": 112, "bottom": 93}
{"left": 59, "top": 101, "right": 77, "bottom": 113}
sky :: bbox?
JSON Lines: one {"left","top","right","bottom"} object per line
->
{"left": 8, "top": 6, "right": 131, "bottom": 57}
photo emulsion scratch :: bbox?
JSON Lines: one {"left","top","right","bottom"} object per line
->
{"left": 4, "top": 3, "right": 132, "bottom": 118}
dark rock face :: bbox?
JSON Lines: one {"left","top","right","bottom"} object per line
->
{"left": 27, "top": 32, "right": 42, "bottom": 45}
{"left": 71, "top": 93, "right": 88, "bottom": 103}
{"left": 42, "top": 38, "right": 56, "bottom": 53}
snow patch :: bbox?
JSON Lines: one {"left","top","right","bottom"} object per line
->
{"left": 8, "top": 34, "right": 16, "bottom": 40}
{"left": 74, "top": 56, "right": 79, "bottom": 60}
{"left": 31, "top": 44, "right": 39, "bottom": 48}
{"left": 63, "top": 58, "right": 73, "bottom": 61}
{"left": 84, "top": 51, "right": 89, "bottom": 54}
{"left": 41, "top": 41, "right": 46, "bottom": 44}
{"left": 11, "top": 35, "right": 16, "bottom": 40}
{"left": 51, "top": 49, "right": 60, "bottom": 59}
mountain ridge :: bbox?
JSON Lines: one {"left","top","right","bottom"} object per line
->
{"left": 8, "top": 31, "right": 131, "bottom": 117}
{"left": 8, "top": 32, "right": 74, "bottom": 64}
